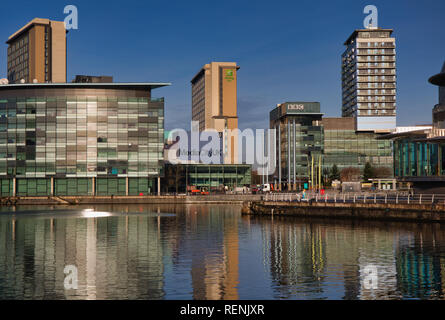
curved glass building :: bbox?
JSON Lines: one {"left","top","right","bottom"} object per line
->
{"left": 382, "top": 62, "right": 445, "bottom": 192}
{"left": 0, "top": 82, "right": 169, "bottom": 196}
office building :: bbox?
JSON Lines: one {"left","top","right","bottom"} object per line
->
{"left": 269, "top": 102, "right": 394, "bottom": 190}
{"left": 342, "top": 28, "right": 396, "bottom": 131}
{"left": 270, "top": 102, "right": 324, "bottom": 190}
{"left": 162, "top": 163, "right": 251, "bottom": 193}
{"left": 7, "top": 18, "right": 67, "bottom": 84}
{"left": 191, "top": 62, "right": 239, "bottom": 164}
{"left": 0, "top": 82, "right": 169, "bottom": 196}
{"left": 323, "top": 117, "right": 393, "bottom": 173}
{"left": 382, "top": 62, "right": 445, "bottom": 192}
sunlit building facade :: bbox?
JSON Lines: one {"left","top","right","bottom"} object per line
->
{"left": 342, "top": 28, "right": 397, "bottom": 131}
{"left": 7, "top": 18, "right": 67, "bottom": 84}
{"left": 191, "top": 62, "right": 240, "bottom": 164}
{"left": 0, "top": 82, "right": 169, "bottom": 196}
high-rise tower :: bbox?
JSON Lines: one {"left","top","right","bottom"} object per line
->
{"left": 191, "top": 62, "right": 240, "bottom": 164}
{"left": 7, "top": 18, "right": 67, "bottom": 84}
{"left": 342, "top": 28, "right": 396, "bottom": 131}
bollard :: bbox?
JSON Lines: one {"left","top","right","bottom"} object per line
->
{"left": 385, "top": 194, "right": 387, "bottom": 204}
{"left": 334, "top": 194, "right": 337, "bottom": 203}
{"left": 407, "top": 194, "right": 410, "bottom": 204}
{"left": 396, "top": 193, "right": 399, "bottom": 204}
{"left": 419, "top": 194, "right": 422, "bottom": 204}
{"left": 374, "top": 194, "right": 376, "bottom": 204}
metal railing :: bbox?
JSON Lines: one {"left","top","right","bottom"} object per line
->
{"left": 263, "top": 192, "right": 445, "bottom": 205}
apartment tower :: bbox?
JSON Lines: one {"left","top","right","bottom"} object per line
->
{"left": 342, "top": 28, "right": 396, "bottom": 131}
{"left": 191, "top": 62, "right": 240, "bottom": 164}
{"left": 6, "top": 18, "right": 67, "bottom": 84}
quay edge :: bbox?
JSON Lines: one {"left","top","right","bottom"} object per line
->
{"left": 242, "top": 201, "right": 445, "bottom": 223}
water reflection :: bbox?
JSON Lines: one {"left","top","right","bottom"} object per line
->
{"left": 0, "top": 204, "right": 445, "bottom": 300}
{"left": 257, "top": 217, "right": 445, "bottom": 299}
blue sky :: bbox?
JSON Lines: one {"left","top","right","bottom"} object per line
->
{"left": 0, "top": 0, "right": 444, "bottom": 131}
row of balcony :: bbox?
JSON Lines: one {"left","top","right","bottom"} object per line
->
{"left": 357, "top": 56, "right": 395, "bottom": 62}
{"left": 357, "top": 42, "right": 395, "bottom": 49}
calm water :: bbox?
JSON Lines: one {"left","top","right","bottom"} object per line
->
{"left": 1, "top": 204, "right": 445, "bottom": 300}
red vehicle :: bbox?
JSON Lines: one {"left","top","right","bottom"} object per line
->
{"left": 190, "top": 189, "right": 201, "bottom": 195}
{"left": 201, "top": 191, "right": 210, "bottom": 195}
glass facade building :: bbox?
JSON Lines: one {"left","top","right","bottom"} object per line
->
{"left": 381, "top": 62, "right": 445, "bottom": 192}
{"left": 0, "top": 82, "right": 170, "bottom": 196}
{"left": 162, "top": 163, "right": 251, "bottom": 193}
{"left": 270, "top": 102, "right": 324, "bottom": 189}
{"left": 393, "top": 137, "right": 443, "bottom": 178}
{"left": 270, "top": 110, "right": 394, "bottom": 190}
{"left": 323, "top": 117, "right": 393, "bottom": 172}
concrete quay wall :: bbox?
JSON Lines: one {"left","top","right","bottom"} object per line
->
{"left": 1, "top": 194, "right": 263, "bottom": 206}
{"left": 243, "top": 201, "right": 445, "bottom": 223}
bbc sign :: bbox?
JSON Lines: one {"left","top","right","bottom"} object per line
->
{"left": 288, "top": 104, "right": 305, "bottom": 111}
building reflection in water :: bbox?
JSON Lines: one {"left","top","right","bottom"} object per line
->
{"left": 255, "top": 217, "right": 445, "bottom": 299}
{"left": 0, "top": 207, "right": 167, "bottom": 299}
{"left": 167, "top": 204, "right": 239, "bottom": 300}
{"left": 1, "top": 204, "right": 445, "bottom": 299}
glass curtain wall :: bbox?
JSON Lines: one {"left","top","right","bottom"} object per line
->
{"left": 323, "top": 129, "right": 393, "bottom": 172}
{"left": 0, "top": 92, "right": 164, "bottom": 196}
{"left": 393, "top": 140, "right": 444, "bottom": 178}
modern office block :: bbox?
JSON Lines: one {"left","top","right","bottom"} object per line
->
{"left": 7, "top": 18, "right": 67, "bottom": 84}
{"left": 191, "top": 62, "right": 240, "bottom": 164}
{"left": 0, "top": 82, "right": 170, "bottom": 196}
{"left": 342, "top": 28, "right": 396, "bottom": 131}
{"left": 322, "top": 117, "right": 393, "bottom": 172}
{"left": 270, "top": 102, "right": 324, "bottom": 190}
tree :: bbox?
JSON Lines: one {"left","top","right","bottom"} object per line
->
{"left": 373, "top": 166, "right": 392, "bottom": 178}
{"left": 363, "top": 162, "right": 375, "bottom": 182}
{"left": 329, "top": 164, "right": 340, "bottom": 182}
{"left": 340, "top": 167, "right": 361, "bottom": 182}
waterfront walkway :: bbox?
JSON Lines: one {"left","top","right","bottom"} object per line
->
{"left": 243, "top": 193, "right": 445, "bottom": 223}
{"left": 0, "top": 194, "right": 263, "bottom": 206}
{"left": 263, "top": 192, "right": 445, "bottom": 206}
